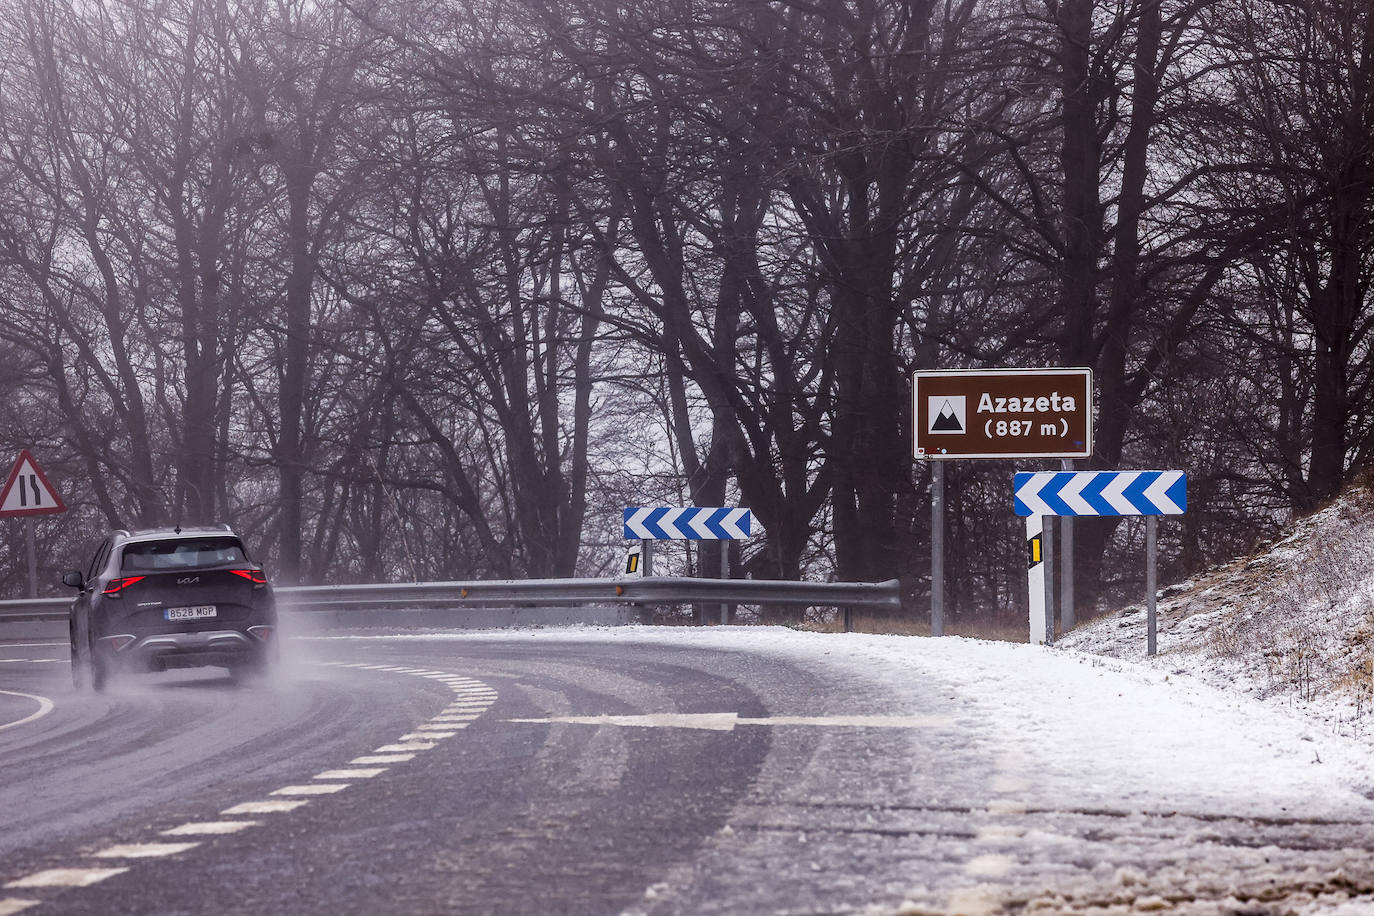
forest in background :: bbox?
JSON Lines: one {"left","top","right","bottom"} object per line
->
{"left": 0, "top": 0, "right": 1369, "bottom": 628}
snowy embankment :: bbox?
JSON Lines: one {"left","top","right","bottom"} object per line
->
{"left": 1059, "top": 487, "right": 1374, "bottom": 751}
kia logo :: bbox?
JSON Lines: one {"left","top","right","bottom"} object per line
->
{"left": 177, "top": 576, "right": 200, "bottom": 585}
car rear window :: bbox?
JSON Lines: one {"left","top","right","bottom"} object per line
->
{"left": 120, "top": 538, "right": 247, "bottom": 571}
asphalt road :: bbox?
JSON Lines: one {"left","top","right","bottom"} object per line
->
{"left": 2, "top": 633, "right": 1373, "bottom": 915}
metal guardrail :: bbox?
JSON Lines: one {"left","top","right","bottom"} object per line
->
{"left": 0, "top": 577, "right": 902, "bottom": 623}
{"left": 0, "top": 597, "right": 69, "bottom": 622}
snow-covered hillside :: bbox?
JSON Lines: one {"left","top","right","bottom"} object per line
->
{"left": 1060, "top": 486, "right": 1374, "bottom": 745}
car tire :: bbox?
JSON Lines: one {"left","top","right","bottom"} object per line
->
{"left": 230, "top": 653, "right": 273, "bottom": 685}
{"left": 70, "top": 647, "right": 87, "bottom": 690}
{"left": 90, "top": 650, "right": 109, "bottom": 693}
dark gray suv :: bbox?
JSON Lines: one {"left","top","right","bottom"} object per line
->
{"left": 63, "top": 526, "right": 277, "bottom": 691}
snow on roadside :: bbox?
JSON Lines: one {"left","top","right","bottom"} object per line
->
{"left": 329, "top": 624, "right": 1374, "bottom": 817}
{"left": 1059, "top": 487, "right": 1374, "bottom": 751}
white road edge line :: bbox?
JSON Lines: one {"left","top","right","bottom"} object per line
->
{"left": 0, "top": 689, "right": 55, "bottom": 733}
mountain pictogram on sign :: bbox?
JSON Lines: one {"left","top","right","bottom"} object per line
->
{"left": 928, "top": 396, "right": 966, "bottom": 434}
{"left": 0, "top": 450, "right": 67, "bottom": 517}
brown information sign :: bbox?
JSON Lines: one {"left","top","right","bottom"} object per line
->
{"left": 913, "top": 368, "right": 1093, "bottom": 459}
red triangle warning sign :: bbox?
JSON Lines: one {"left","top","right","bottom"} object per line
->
{"left": 0, "top": 450, "right": 67, "bottom": 517}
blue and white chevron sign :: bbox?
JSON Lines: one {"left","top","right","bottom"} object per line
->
{"left": 624, "top": 507, "right": 753, "bottom": 539}
{"left": 1014, "top": 470, "right": 1186, "bottom": 517}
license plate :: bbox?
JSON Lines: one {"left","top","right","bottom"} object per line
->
{"left": 166, "top": 606, "right": 217, "bottom": 621}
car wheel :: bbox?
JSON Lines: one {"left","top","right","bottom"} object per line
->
{"left": 231, "top": 646, "right": 278, "bottom": 685}
{"left": 70, "top": 646, "right": 87, "bottom": 690}
{"left": 70, "top": 623, "right": 86, "bottom": 689}
{"left": 229, "top": 659, "right": 263, "bottom": 685}
{"left": 90, "top": 651, "right": 109, "bottom": 693}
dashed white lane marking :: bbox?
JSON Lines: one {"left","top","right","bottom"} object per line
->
{"left": 0, "top": 660, "right": 60, "bottom": 665}
{"left": 0, "top": 690, "right": 55, "bottom": 733}
{"left": 162, "top": 821, "right": 259, "bottom": 836}
{"left": 222, "top": 799, "right": 310, "bottom": 815}
{"left": 2, "top": 662, "right": 496, "bottom": 910}
{"left": 314, "top": 768, "right": 386, "bottom": 780}
{"left": 271, "top": 784, "right": 348, "bottom": 796}
{"left": 5, "top": 868, "right": 129, "bottom": 888}
{"left": 0, "top": 642, "right": 65, "bottom": 647}
{"left": 94, "top": 843, "right": 199, "bottom": 859}
{"left": 351, "top": 753, "right": 415, "bottom": 765}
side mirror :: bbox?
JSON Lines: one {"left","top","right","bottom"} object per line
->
{"left": 62, "top": 570, "right": 84, "bottom": 589}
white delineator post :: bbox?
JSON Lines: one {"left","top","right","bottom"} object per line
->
{"left": 1027, "top": 514, "right": 1048, "bottom": 645}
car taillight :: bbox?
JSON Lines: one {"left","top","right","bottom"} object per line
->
{"left": 247, "top": 625, "right": 274, "bottom": 642}
{"left": 102, "top": 576, "right": 146, "bottom": 596}
{"left": 229, "top": 569, "right": 268, "bottom": 587}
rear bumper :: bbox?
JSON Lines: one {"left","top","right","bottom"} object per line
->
{"left": 104, "top": 629, "right": 267, "bottom": 671}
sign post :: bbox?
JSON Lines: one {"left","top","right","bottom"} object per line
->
{"left": 1146, "top": 515, "right": 1158, "bottom": 656}
{"left": 930, "top": 461, "right": 944, "bottom": 637}
{"left": 914, "top": 368, "right": 1093, "bottom": 637}
{"left": 1060, "top": 459, "right": 1075, "bottom": 630}
{"left": 0, "top": 450, "right": 69, "bottom": 597}
{"left": 623, "top": 507, "right": 754, "bottom": 626}
{"left": 1014, "top": 470, "right": 1185, "bottom": 654}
